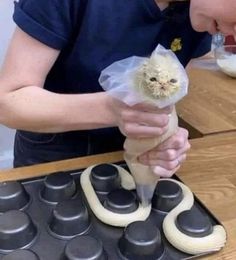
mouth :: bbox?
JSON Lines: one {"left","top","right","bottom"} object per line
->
{"left": 214, "top": 22, "right": 236, "bottom": 36}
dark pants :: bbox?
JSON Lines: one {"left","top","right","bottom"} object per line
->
{"left": 14, "top": 128, "right": 125, "bottom": 167}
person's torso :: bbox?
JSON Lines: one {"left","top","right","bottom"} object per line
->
{"left": 45, "top": 0, "right": 208, "bottom": 94}
{"left": 13, "top": 0, "right": 211, "bottom": 166}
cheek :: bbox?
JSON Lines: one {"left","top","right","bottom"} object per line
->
{"left": 190, "top": 3, "right": 225, "bottom": 34}
{"left": 216, "top": 2, "right": 236, "bottom": 24}
{"left": 190, "top": 10, "right": 216, "bottom": 34}
{"left": 189, "top": 0, "right": 224, "bottom": 33}
{"left": 189, "top": 1, "right": 210, "bottom": 32}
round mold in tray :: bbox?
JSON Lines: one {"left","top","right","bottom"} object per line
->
{"left": 48, "top": 199, "right": 91, "bottom": 240}
{"left": 176, "top": 206, "right": 213, "bottom": 237}
{"left": 0, "top": 181, "right": 30, "bottom": 213}
{"left": 152, "top": 180, "right": 183, "bottom": 213}
{"left": 2, "top": 249, "right": 39, "bottom": 260}
{"left": 63, "top": 235, "right": 107, "bottom": 260}
{"left": 118, "top": 221, "right": 164, "bottom": 260}
{"left": 90, "top": 164, "right": 121, "bottom": 194}
{"left": 39, "top": 172, "right": 76, "bottom": 204}
{"left": 0, "top": 210, "right": 38, "bottom": 253}
{"left": 103, "top": 188, "right": 138, "bottom": 214}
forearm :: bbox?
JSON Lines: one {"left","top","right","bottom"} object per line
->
{"left": 0, "top": 86, "right": 116, "bottom": 133}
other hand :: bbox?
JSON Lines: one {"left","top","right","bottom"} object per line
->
{"left": 109, "top": 98, "right": 172, "bottom": 139}
{"left": 138, "top": 127, "right": 190, "bottom": 177}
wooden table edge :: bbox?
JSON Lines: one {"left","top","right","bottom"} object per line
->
{"left": 0, "top": 151, "right": 124, "bottom": 182}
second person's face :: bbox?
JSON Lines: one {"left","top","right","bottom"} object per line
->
{"left": 189, "top": 0, "right": 236, "bottom": 38}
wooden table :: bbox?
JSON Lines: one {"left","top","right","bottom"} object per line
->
{"left": 177, "top": 69, "right": 236, "bottom": 138}
{"left": 1, "top": 132, "right": 236, "bottom": 259}
{"left": 177, "top": 132, "right": 236, "bottom": 260}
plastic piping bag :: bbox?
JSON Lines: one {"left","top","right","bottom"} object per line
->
{"left": 99, "top": 44, "right": 189, "bottom": 206}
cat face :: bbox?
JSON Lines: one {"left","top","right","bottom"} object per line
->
{"left": 139, "top": 62, "right": 180, "bottom": 99}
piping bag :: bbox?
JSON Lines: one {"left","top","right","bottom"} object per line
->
{"left": 99, "top": 45, "right": 189, "bottom": 207}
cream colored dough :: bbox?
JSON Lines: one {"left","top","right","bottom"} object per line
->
{"left": 162, "top": 178, "right": 227, "bottom": 255}
{"left": 80, "top": 164, "right": 151, "bottom": 227}
{"left": 81, "top": 166, "right": 226, "bottom": 254}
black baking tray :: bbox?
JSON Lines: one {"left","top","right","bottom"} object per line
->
{"left": 0, "top": 162, "right": 225, "bottom": 260}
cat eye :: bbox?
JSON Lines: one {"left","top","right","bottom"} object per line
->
{"left": 150, "top": 77, "right": 157, "bottom": 82}
{"left": 170, "top": 78, "right": 177, "bottom": 83}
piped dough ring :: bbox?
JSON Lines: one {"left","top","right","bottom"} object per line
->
{"left": 80, "top": 164, "right": 151, "bottom": 227}
{"left": 161, "top": 178, "right": 227, "bottom": 255}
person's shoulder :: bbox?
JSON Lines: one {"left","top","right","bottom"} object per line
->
{"left": 18, "top": 0, "right": 81, "bottom": 9}
{"left": 14, "top": 0, "right": 84, "bottom": 49}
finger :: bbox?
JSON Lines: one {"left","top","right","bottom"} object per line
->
{"left": 121, "top": 109, "right": 169, "bottom": 127}
{"left": 122, "top": 123, "right": 168, "bottom": 138}
{"left": 156, "top": 128, "right": 189, "bottom": 150}
{"left": 133, "top": 103, "right": 173, "bottom": 114}
{"left": 151, "top": 165, "right": 181, "bottom": 178}
{"left": 145, "top": 142, "right": 191, "bottom": 161}
{"left": 140, "top": 153, "right": 187, "bottom": 170}
{"left": 177, "top": 153, "right": 187, "bottom": 164}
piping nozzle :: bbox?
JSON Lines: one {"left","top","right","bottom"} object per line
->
{"left": 136, "top": 183, "right": 157, "bottom": 207}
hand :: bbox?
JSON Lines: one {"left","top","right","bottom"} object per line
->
{"left": 138, "top": 127, "right": 191, "bottom": 177}
{"left": 108, "top": 98, "right": 172, "bottom": 139}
